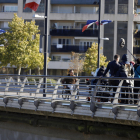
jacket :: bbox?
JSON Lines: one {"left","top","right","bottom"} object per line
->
{"left": 103, "top": 60, "right": 121, "bottom": 77}
{"left": 62, "top": 74, "right": 77, "bottom": 85}
{"left": 134, "top": 64, "right": 140, "bottom": 78}
{"left": 115, "top": 65, "right": 130, "bottom": 86}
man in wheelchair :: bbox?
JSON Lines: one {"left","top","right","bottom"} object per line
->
{"left": 61, "top": 70, "right": 78, "bottom": 100}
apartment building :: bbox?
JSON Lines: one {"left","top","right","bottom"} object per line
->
{"left": 0, "top": 0, "right": 140, "bottom": 75}
{"left": 49, "top": 0, "right": 140, "bottom": 75}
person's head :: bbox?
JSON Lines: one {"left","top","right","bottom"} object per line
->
{"left": 114, "top": 54, "right": 120, "bottom": 62}
{"left": 69, "top": 69, "right": 74, "bottom": 76}
{"left": 137, "top": 58, "right": 140, "bottom": 64}
{"left": 121, "top": 54, "right": 129, "bottom": 64}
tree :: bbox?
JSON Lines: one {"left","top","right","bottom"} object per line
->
{"left": 83, "top": 43, "right": 109, "bottom": 75}
{"left": 69, "top": 52, "right": 84, "bottom": 76}
{"left": 0, "top": 13, "right": 49, "bottom": 75}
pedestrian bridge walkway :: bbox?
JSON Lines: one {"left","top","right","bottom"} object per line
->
{"left": 0, "top": 74, "right": 140, "bottom": 122}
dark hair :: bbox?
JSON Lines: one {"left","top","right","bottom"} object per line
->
{"left": 114, "top": 54, "right": 120, "bottom": 60}
{"left": 69, "top": 69, "right": 74, "bottom": 73}
{"left": 137, "top": 58, "right": 140, "bottom": 64}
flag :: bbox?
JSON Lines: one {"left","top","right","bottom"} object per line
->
{"left": 24, "top": 0, "right": 41, "bottom": 11}
{"left": 101, "top": 20, "right": 112, "bottom": 25}
{"left": 0, "top": 29, "right": 6, "bottom": 34}
{"left": 82, "top": 20, "right": 97, "bottom": 32}
{"left": 96, "top": 20, "right": 112, "bottom": 25}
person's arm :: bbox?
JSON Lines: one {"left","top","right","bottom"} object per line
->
{"left": 103, "top": 63, "right": 110, "bottom": 77}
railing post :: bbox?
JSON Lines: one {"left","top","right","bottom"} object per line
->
{"left": 51, "top": 78, "right": 61, "bottom": 113}
{"left": 112, "top": 80, "right": 123, "bottom": 120}
{"left": 34, "top": 78, "right": 43, "bottom": 111}
{"left": 137, "top": 90, "right": 140, "bottom": 121}
{"left": 3, "top": 77, "right": 12, "bottom": 107}
{"left": 90, "top": 79, "right": 100, "bottom": 117}
{"left": 70, "top": 79, "right": 80, "bottom": 115}
{"left": 18, "top": 77, "right": 27, "bottom": 109}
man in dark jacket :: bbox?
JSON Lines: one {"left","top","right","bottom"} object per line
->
{"left": 103, "top": 54, "right": 121, "bottom": 77}
{"left": 102, "top": 54, "right": 121, "bottom": 98}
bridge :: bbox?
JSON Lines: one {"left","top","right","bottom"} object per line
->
{"left": 1, "top": 74, "right": 140, "bottom": 139}
{"left": 0, "top": 74, "right": 139, "bottom": 123}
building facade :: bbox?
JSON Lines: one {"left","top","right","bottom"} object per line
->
{"left": 0, "top": 0, "right": 140, "bottom": 75}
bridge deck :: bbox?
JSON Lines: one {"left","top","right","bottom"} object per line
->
{"left": 0, "top": 75, "right": 139, "bottom": 123}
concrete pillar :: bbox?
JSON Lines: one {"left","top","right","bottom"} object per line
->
{"left": 17, "top": 0, "right": 23, "bottom": 17}
{"left": 74, "top": 6, "right": 76, "bottom": 13}
{"left": 127, "top": 0, "right": 134, "bottom": 61}
{"left": 113, "top": 0, "right": 118, "bottom": 56}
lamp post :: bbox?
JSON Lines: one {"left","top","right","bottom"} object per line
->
{"left": 43, "top": 0, "right": 48, "bottom": 97}
{"left": 97, "top": 0, "right": 101, "bottom": 68}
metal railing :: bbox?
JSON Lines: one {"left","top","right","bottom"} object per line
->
{"left": 0, "top": 74, "right": 140, "bottom": 121}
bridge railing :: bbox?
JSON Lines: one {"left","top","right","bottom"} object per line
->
{"left": 0, "top": 74, "right": 140, "bottom": 121}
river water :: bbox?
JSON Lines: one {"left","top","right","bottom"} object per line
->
{"left": 0, "top": 121, "right": 135, "bottom": 140}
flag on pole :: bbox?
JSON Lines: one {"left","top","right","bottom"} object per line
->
{"left": 0, "top": 29, "right": 6, "bottom": 34}
{"left": 82, "top": 20, "right": 112, "bottom": 32}
{"left": 82, "top": 20, "right": 97, "bottom": 32}
{"left": 24, "top": 0, "right": 41, "bottom": 11}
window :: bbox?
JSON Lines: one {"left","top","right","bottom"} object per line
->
{"left": 105, "top": 0, "right": 115, "bottom": 14}
{"left": 4, "top": 5, "right": 18, "bottom": 12}
{"left": 118, "top": 0, "right": 128, "bottom": 14}
{"left": 135, "top": 40, "right": 140, "bottom": 47}
{"left": 136, "top": 8, "right": 140, "bottom": 14}
{"left": 35, "top": 20, "right": 44, "bottom": 35}
{"left": 52, "top": 56, "right": 61, "bottom": 61}
{"left": 136, "top": 24, "right": 140, "bottom": 30}
{"left": 58, "top": 39, "right": 71, "bottom": 45}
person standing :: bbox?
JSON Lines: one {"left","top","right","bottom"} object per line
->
{"left": 61, "top": 70, "right": 78, "bottom": 100}
{"left": 134, "top": 58, "right": 140, "bottom": 104}
{"left": 102, "top": 54, "right": 121, "bottom": 98}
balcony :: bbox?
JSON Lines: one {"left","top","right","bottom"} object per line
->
{"left": 51, "top": 0, "right": 99, "bottom": 5}
{"left": 0, "top": 0, "right": 17, "bottom": 3}
{"left": 50, "top": 29, "right": 98, "bottom": 37}
{"left": 133, "top": 47, "right": 140, "bottom": 54}
{"left": 51, "top": 45, "right": 90, "bottom": 53}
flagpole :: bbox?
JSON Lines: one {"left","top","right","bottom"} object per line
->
{"left": 43, "top": 0, "right": 48, "bottom": 97}
{"left": 97, "top": 0, "right": 101, "bottom": 68}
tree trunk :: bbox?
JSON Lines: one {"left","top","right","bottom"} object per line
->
{"left": 17, "top": 65, "right": 21, "bottom": 85}
{"left": 38, "top": 67, "right": 40, "bottom": 75}
{"left": 29, "top": 69, "right": 31, "bottom": 75}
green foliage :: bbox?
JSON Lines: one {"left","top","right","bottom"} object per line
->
{"left": 0, "top": 14, "right": 45, "bottom": 74}
{"left": 83, "top": 43, "right": 109, "bottom": 75}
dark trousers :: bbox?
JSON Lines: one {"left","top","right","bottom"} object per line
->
{"left": 121, "top": 88, "right": 129, "bottom": 104}
{"left": 134, "top": 81, "right": 140, "bottom": 104}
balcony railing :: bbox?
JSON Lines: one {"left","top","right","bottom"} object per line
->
{"left": 50, "top": 29, "right": 98, "bottom": 37}
{"left": 51, "top": 11, "right": 98, "bottom": 14}
{"left": 51, "top": 45, "right": 90, "bottom": 53}
{"left": 0, "top": 10, "right": 18, "bottom": 12}
{"left": 134, "top": 30, "right": 140, "bottom": 38}
{"left": 133, "top": 46, "right": 140, "bottom": 54}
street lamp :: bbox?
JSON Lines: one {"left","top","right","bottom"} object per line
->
{"left": 97, "top": 0, "right": 101, "bottom": 68}
{"left": 33, "top": 0, "right": 48, "bottom": 97}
